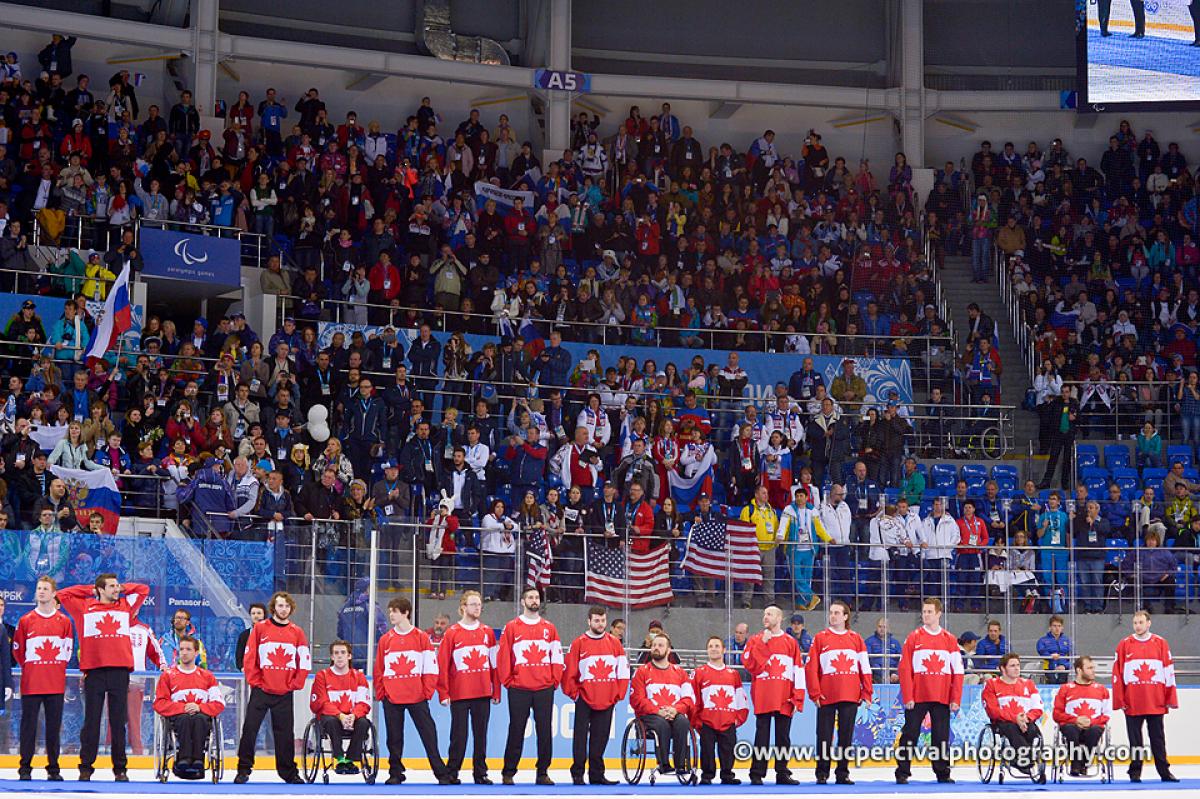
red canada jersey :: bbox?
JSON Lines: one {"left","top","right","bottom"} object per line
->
{"left": 374, "top": 626, "right": 438, "bottom": 704}
{"left": 631, "top": 661, "right": 695, "bottom": 718}
{"left": 243, "top": 619, "right": 311, "bottom": 695}
{"left": 436, "top": 621, "right": 500, "bottom": 703}
{"left": 12, "top": 609, "right": 74, "bottom": 695}
{"left": 562, "top": 632, "right": 629, "bottom": 710}
{"left": 898, "top": 626, "right": 964, "bottom": 706}
{"left": 982, "top": 677, "right": 1044, "bottom": 722}
{"left": 56, "top": 582, "right": 150, "bottom": 671}
{"left": 742, "top": 631, "right": 806, "bottom": 716}
{"left": 692, "top": 663, "right": 748, "bottom": 731}
{"left": 496, "top": 616, "right": 564, "bottom": 691}
{"left": 1053, "top": 682, "right": 1111, "bottom": 727}
{"left": 805, "top": 628, "right": 873, "bottom": 706}
{"left": 1112, "top": 633, "right": 1177, "bottom": 716}
{"left": 310, "top": 666, "right": 371, "bottom": 718}
{"left": 153, "top": 665, "right": 225, "bottom": 717}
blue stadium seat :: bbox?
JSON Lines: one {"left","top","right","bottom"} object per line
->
{"left": 965, "top": 476, "right": 987, "bottom": 494}
{"left": 1112, "top": 467, "right": 1139, "bottom": 494}
{"left": 883, "top": 488, "right": 901, "bottom": 505}
{"left": 1186, "top": 467, "right": 1200, "bottom": 481}
{"left": 1143, "top": 467, "right": 1168, "bottom": 485}
{"left": 1104, "top": 538, "right": 1126, "bottom": 566}
{"left": 1166, "top": 446, "right": 1193, "bottom": 468}
{"left": 990, "top": 464, "right": 1018, "bottom": 482}
{"left": 1103, "top": 444, "right": 1131, "bottom": 470}
{"left": 961, "top": 463, "right": 988, "bottom": 482}
{"left": 994, "top": 475, "right": 1017, "bottom": 492}
{"left": 931, "top": 464, "right": 957, "bottom": 489}
{"left": 1075, "top": 445, "right": 1099, "bottom": 470}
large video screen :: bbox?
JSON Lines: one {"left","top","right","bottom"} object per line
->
{"left": 1080, "top": 0, "right": 1200, "bottom": 109}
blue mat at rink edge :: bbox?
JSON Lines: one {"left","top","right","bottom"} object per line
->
{"left": 0, "top": 778, "right": 1197, "bottom": 794}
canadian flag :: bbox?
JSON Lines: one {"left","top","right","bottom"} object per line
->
{"left": 384, "top": 649, "right": 437, "bottom": 677}
{"left": 912, "top": 648, "right": 956, "bottom": 674}
{"left": 83, "top": 610, "right": 130, "bottom": 638}
{"left": 579, "top": 654, "right": 628, "bottom": 681}
{"left": 1123, "top": 658, "right": 1169, "bottom": 684}
{"left": 819, "top": 647, "right": 870, "bottom": 674}
{"left": 1065, "top": 697, "right": 1111, "bottom": 718}
{"left": 24, "top": 635, "right": 72, "bottom": 662}
{"left": 701, "top": 683, "right": 748, "bottom": 710}
{"left": 513, "top": 638, "right": 564, "bottom": 666}
{"left": 171, "top": 687, "right": 221, "bottom": 703}
{"left": 452, "top": 644, "right": 493, "bottom": 671}
{"left": 328, "top": 687, "right": 370, "bottom": 706}
{"left": 1003, "top": 693, "right": 1043, "bottom": 713}
{"left": 759, "top": 653, "right": 795, "bottom": 680}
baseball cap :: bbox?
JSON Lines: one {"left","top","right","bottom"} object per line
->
{"left": 648, "top": 620, "right": 663, "bottom": 631}
{"left": 21, "top": 300, "right": 35, "bottom": 310}
{"left": 958, "top": 631, "right": 980, "bottom": 643}
{"left": 790, "top": 614, "right": 804, "bottom": 624}
{"left": 381, "top": 460, "right": 398, "bottom": 470}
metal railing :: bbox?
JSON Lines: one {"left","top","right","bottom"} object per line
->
{"left": 995, "top": 245, "right": 1039, "bottom": 386}
{"left": 1060, "top": 379, "right": 1181, "bottom": 441}
{"left": 31, "top": 216, "right": 268, "bottom": 270}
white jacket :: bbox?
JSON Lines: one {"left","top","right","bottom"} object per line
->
{"left": 869, "top": 514, "right": 903, "bottom": 562}
{"left": 780, "top": 503, "right": 818, "bottom": 553}
{"left": 920, "top": 513, "right": 959, "bottom": 561}
{"left": 819, "top": 500, "right": 852, "bottom": 546}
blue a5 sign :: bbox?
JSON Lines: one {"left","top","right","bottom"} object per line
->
{"left": 533, "top": 68, "right": 591, "bottom": 93}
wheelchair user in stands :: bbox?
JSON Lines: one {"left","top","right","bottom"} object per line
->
{"left": 153, "top": 635, "right": 225, "bottom": 780}
{"left": 310, "top": 639, "right": 372, "bottom": 774}
{"left": 981, "top": 653, "right": 1044, "bottom": 773}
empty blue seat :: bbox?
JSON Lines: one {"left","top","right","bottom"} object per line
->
{"left": 1104, "top": 444, "right": 1131, "bottom": 470}
{"left": 883, "top": 488, "right": 901, "bottom": 504}
{"left": 1076, "top": 445, "right": 1099, "bottom": 470}
{"left": 931, "top": 464, "right": 957, "bottom": 489}
{"left": 961, "top": 463, "right": 988, "bottom": 481}
{"left": 1185, "top": 467, "right": 1199, "bottom": 481}
{"left": 965, "top": 476, "right": 987, "bottom": 493}
{"left": 991, "top": 464, "right": 1018, "bottom": 481}
{"left": 1105, "top": 539, "right": 1127, "bottom": 566}
{"left": 995, "top": 475, "right": 1018, "bottom": 492}
{"left": 1166, "top": 446, "right": 1192, "bottom": 468}
{"left": 1144, "top": 468, "right": 1168, "bottom": 485}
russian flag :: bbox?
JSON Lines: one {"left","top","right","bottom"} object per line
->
{"left": 83, "top": 262, "right": 133, "bottom": 367}
{"left": 50, "top": 466, "right": 122, "bottom": 533}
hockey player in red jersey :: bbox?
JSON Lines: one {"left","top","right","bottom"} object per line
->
{"left": 497, "top": 586, "right": 564, "bottom": 785}
{"left": 437, "top": 590, "right": 500, "bottom": 785}
{"left": 692, "top": 636, "right": 747, "bottom": 785}
{"left": 742, "top": 603, "right": 804, "bottom": 785}
{"left": 152, "top": 636, "right": 224, "bottom": 779}
{"left": 806, "top": 600, "right": 873, "bottom": 785}
{"left": 13, "top": 577, "right": 72, "bottom": 781}
{"left": 631, "top": 633, "right": 695, "bottom": 776}
{"left": 982, "top": 653, "right": 1043, "bottom": 772}
{"left": 563, "top": 605, "right": 628, "bottom": 785}
{"left": 1112, "top": 609, "right": 1178, "bottom": 783}
{"left": 1053, "top": 655, "right": 1110, "bottom": 777}
{"left": 57, "top": 573, "right": 150, "bottom": 782}
{"left": 895, "top": 597, "right": 963, "bottom": 784}
{"left": 310, "top": 639, "right": 371, "bottom": 774}
{"left": 235, "top": 591, "right": 311, "bottom": 784}
{"left": 374, "top": 597, "right": 452, "bottom": 785}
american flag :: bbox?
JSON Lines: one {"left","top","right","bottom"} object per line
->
{"left": 584, "top": 538, "right": 673, "bottom": 609}
{"left": 524, "top": 525, "right": 552, "bottom": 590}
{"left": 681, "top": 518, "right": 763, "bottom": 583}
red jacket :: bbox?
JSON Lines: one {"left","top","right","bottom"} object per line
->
{"left": 436, "top": 621, "right": 500, "bottom": 703}
{"left": 1053, "top": 682, "right": 1111, "bottom": 727}
{"left": 310, "top": 666, "right": 371, "bottom": 717}
{"left": 153, "top": 665, "right": 225, "bottom": 717}
{"left": 631, "top": 661, "right": 694, "bottom": 718}
{"left": 691, "top": 663, "right": 748, "bottom": 731}
{"left": 504, "top": 211, "right": 535, "bottom": 244}
{"left": 742, "top": 630, "right": 805, "bottom": 716}
{"left": 1112, "top": 633, "right": 1177, "bottom": 716}
{"left": 957, "top": 515, "right": 988, "bottom": 554}
{"left": 368, "top": 261, "right": 402, "bottom": 301}
{"left": 898, "top": 626, "right": 964, "bottom": 706}
{"left": 982, "top": 677, "right": 1043, "bottom": 723}
{"left": 12, "top": 608, "right": 74, "bottom": 694}
{"left": 562, "top": 632, "right": 629, "bottom": 710}
{"left": 627, "top": 500, "right": 657, "bottom": 555}
{"left": 243, "top": 618, "right": 311, "bottom": 695}
{"left": 374, "top": 626, "right": 438, "bottom": 704}
{"left": 635, "top": 221, "right": 661, "bottom": 256}
{"left": 496, "top": 616, "right": 564, "bottom": 691}
{"left": 805, "top": 628, "right": 873, "bottom": 706}
{"left": 57, "top": 583, "right": 149, "bottom": 672}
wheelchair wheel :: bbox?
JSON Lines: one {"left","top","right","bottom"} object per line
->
{"left": 301, "top": 717, "right": 325, "bottom": 784}
{"left": 155, "top": 716, "right": 172, "bottom": 784}
{"left": 1051, "top": 730, "right": 1064, "bottom": 784}
{"left": 360, "top": 719, "right": 379, "bottom": 785}
{"left": 621, "top": 718, "right": 647, "bottom": 785}
{"left": 208, "top": 716, "right": 225, "bottom": 784}
{"left": 676, "top": 725, "right": 700, "bottom": 786}
{"left": 1101, "top": 727, "right": 1114, "bottom": 784}
{"left": 976, "top": 726, "right": 997, "bottom": 784}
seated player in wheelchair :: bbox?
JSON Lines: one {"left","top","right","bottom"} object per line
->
{"left": 309, "top": 639, "right": 371, "bottom": 774}
{"left": 152, "top": 636, "right": 224, "bottom": 779}
{"left": 630, "top": 634, "right": 695, "bottom": 775}
{"left": 981, "top": 653, "right": 1043, "bottom": 773}
{"left": 1052, "top": 655, "right": 1110, "bottom": 777}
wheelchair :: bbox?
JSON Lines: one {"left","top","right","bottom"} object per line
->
{"left": 153, "top": 714, "right": 224, "bottom": 784}
{"left": 1049, "top": 725, "right": 1114, "bottom": 783}
{"left": 620, "top": 716, "right": 699, "bottom": 786}
{"left": 301, "top": 715, "right": 379, "bottom": 784}
{"left": 976, "top": 721, "right": 1046, "bottom": 784}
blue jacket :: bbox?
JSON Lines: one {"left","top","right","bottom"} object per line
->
{"left": 342, "top": 395, "right": 385, "bottom": 444}
{"left": 865, "top": 632, "right": 901, "bottom": 680}
{"left": 975, "top": 633, "right": 1008, "bottom": 671}
{"left": 845, "top": 476, "right": 881, "bottom": 517}
{"left": 177, "top": 464, "right": 237, "bottom": 534}
{"left": 534, "top": 345, "right": 572, "bottom": 390}
{"left": 505, "top": 442, "right": 547, "bottom": 486}
{"left": 337, "top": 587, "right": 387, "bottom": 666}
{"left": 406, "top": 337, "right": 441, "bottom": 378}
{"left": 1036, "top": 631, "right": 1072, "bottom": 673}
{"left": 788, "top": 628, "right": 812, "bottom": 653}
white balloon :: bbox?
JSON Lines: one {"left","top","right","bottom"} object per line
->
{"left": 309, "top": 423, "right": 330, "bottom": 442}
{"left": 307, "top": 405, "right": 328, "bottom": 424}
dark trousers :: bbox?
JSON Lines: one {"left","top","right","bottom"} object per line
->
{"left": 503, "top": 687, "right": 554, "bottom": 778}
{"left": 750, "top": 711, "right": 792, "bottom": 780}
{"left": 1098, "top": 0, "right": 1112, "bottom": 32}
{"left": 80, "top": 667, "right": 130, "bottom": 774}
{"left": 383, "top": 699, "right": 446, "bottom": 779}
{"left": 639, "top": 713, "right": 690, "bottom": 771}
{"left": 816, "top": 701, "right": 858, "bottom": 780}
{"left": 447, "top": 697, "right": 491, "bottom": 780}
{"left": 19, "top": 692, "right": 64, "bottom": 775}
{"left": 571, "top": 701, "right": 613, "bottom": 781}
{"left": 994, "top": 720, "right": 1040, "bottom": 769}
{"left": 895, "top": 702, "right": 951, "bottom": 779}
{"left": 699, "top": 724, "right": 736, "bottom": 782}
{"left": 237, "top": 687, "right": 298, "bottom": 779}
{"left": 1059, "top": 724, "right": 1104, "bottom": 772}
{"left": 168, "top": 713, "right": 212, "bottom": 762}
{"left": 1041, "top": 434, "right": 1074, "bottom": 489}
{"left": 1125, "top": 713, "right": 1170, "bottom": 779}
{"left": 319, "top": 715, "right": 369, "bottom": 761}
{"left": 1191, "top": 0, "right": 1200, "bottom": 41}
{"left": 1131, "top": 0, "right": 1145, "bottom": 34}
